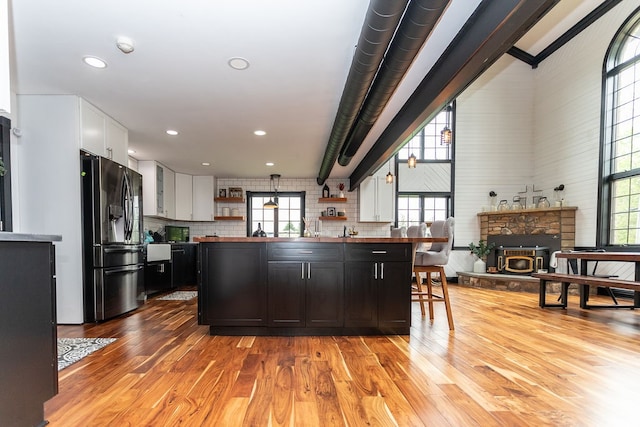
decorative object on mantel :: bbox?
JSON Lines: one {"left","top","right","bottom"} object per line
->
{"left": 537, "top": 196, "right": 550, "bottom": 209}
{"left": 468, "top": 239, "right": 495, "bottom": 273}
{"left": 489, "top": 191, "right": 497, "bottom": 211}
{"left": 337, "top": 182, "right": 345, "bottom": 198}
{"left": 553, "top": 184, "right": 565, "bottom": 207}
{"left": 517, "top": 184, "right": 543, "bottom": 209}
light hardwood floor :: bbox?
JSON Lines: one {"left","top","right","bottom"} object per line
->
{"left": 47, "top": 285, "right": 640, "bottom": 426}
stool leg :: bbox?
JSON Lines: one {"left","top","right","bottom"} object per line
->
{"left": 426, "top": 271, "right": 435, "bottom": 320}
{"left": 415, "top": 270, "right": 426, "bottom": 316}
{"left": 439, "top": 267, "right": 455, "bottom": 330}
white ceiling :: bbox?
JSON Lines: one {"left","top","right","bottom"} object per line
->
{"left": 8, "top": 0, "right": 604, "bottom": 179}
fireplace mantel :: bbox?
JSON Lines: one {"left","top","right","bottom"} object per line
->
{"left": 477, "top": 206, "right": 577, "bottom": 251}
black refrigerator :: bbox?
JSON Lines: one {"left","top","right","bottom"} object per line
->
{"left": 80, "top": 151, "right": 145, "bottom": 322}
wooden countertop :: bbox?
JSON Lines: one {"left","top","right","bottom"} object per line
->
{"left": 193, "top": 236, "right": 447, "bottom": 243}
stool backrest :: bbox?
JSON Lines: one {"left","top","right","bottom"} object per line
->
{"left": 429, "top": 217, "right": 455, "bottom": 256}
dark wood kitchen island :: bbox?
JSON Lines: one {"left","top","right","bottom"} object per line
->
{"left": 194, "top": 237, "right": 442, "bottom": 336}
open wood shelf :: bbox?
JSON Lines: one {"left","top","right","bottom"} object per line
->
{"left": 318, "top": 197, "right": 347, "bottom": 203}
{"left": 319, "top": 216, "right": 347, "bottom": 221}
{"left": 214, "top": 216, "right": 245, "bottom": 221}
{"left": 214, "top": 197, "right": 245, "bottom": 203}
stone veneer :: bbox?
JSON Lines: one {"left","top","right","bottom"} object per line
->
{"left": 457, "top": 206, "right": 578, "bottom": 294}
{"left": 478, "top": 206, "right": 577, "bottom": 251}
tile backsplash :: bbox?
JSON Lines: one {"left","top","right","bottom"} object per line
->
{"left": 144, "top": 177, "right": 394, "bottom": 240}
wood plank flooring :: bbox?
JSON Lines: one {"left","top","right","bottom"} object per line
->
{"left": 46, "top": 286, "right": 640, "bottom": 426}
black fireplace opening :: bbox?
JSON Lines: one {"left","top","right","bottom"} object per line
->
{"left": 486, "top": 235, "right": 561, "bottom": 275}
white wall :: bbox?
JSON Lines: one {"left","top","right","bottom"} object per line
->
{"left": 148, "top": 177, "right": 395, "bottom": 239}
{"left": 449, "top": 2, "right": 640, "bottom": 274}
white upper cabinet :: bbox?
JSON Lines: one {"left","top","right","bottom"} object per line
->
{"left": 192, "top": 175, "right": 215, "bottom": 221}
{"left": 138, "top": 160, "right": 175, "bottom": 218}
{"left": 79, "top": 98, "right": 128, "bottom": 165}
{"left": 359, "top": 164, "right": 395, "bottom": 223}
{"left": 175, "top": 173, "right": 193, "bottom": 220}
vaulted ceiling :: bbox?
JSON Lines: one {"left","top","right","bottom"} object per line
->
{"left": 8, "top": 0, "right": 609, "bottom": 183}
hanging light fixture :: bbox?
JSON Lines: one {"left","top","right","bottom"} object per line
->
{"left": 386, "top": 161, "right": 394, "bottom": 184}
{"left": 408, "top": 153, "right": 417, "bottom": 168}
{"left": 263, "top": 174, "right": 281, "bottom": 208}
{"left": 440, "top": 105, "right": 452, "bottom": 145}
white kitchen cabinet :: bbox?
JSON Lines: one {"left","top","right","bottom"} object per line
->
{"left": 79, "top": 98, "right": 129, "bottom": 165}
{"left": 106, "top": 118, "right": 129, "bottom": 165}
{"left": 175, "top": 173, "right": 193, "bottom": 220}
{"left": 359, "top": 172, "right": 394, "bottom": 223}
{"left": 138, "top": 160, "right": 175, "bottom": 218}
{"left": 192, "top": 175, "right": 215, "bottom": 221}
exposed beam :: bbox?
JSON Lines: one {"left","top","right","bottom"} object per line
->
{"left": 349, "top": 0, "right": 560, "bottom": 190}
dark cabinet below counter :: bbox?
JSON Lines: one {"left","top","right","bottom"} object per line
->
{"left": 0, "top": 238, "right": 58, "bottom": 427}
{"left": 171, "top": 243, "right": 197, "bottom": 287}
{"left": 198, "top": 240, "right": 412, "bottom": 335}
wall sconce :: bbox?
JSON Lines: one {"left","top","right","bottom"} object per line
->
{"left": 263, "top": 174, "right": 280, "bottom": 208}
{"left": 386, "top": 162, "right": 394, "bottom": 184}
{"left": 408, "top": 153, "right": 417, "bottom": 168}
{"left": 440, "top": 105, "right": 452, "bottom": 145}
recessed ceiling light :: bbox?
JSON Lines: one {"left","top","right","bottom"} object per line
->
{"left": 127, "top": 149, "right": 136, "bottom": 154}
{"left": 228, "top": 57, "right": 250, "bottom": 70}
{"left": 83, "top": 56, "right": 107, "bottom": 68}
{"left": 202, "top": 162, "right": 210, "bottom": 166}
{"left": 266, "top": 162, "right": 274, "bottom": 167}
{"left": 166, "top": 130, "right": 179, "bottom": 136}
{"left": 254, "top": 130, "right": 266, "bottom": 136}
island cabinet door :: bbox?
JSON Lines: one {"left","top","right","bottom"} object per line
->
{"left": 305, "top": 261, "right": 344, "bottom": 328}
{"left": 343, "top": 261, "right": 378, "bottom": 328}
{"left": 268, "top": 262, "right": 306, "bottom": 327}
{"left": 199, "top": 243, "right": 267, "bottom": 326}
{"left": 377, "top": 261, "right": 412, "bottom": 330}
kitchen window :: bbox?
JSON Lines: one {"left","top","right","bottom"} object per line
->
{"left": 396, "top": 102, "right": 454, "bottom": 228}
{"left": 600, "top": 10, "right": 640, "bottom": 246}
{"left": 397, "top": 194, "right": 450, "bottom": 228}
{"left": 246, "top": 192, "right": 305, "bottom": 237}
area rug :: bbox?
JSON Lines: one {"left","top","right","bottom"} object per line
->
{"left": 57, "top": 337, "right": 117, "bottom": 371}
{"left": 156, "top": 290, "right": 197, "bottom": 300}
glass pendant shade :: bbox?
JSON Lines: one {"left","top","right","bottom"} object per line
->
{"left": 408, "top": 153, "right": 417, "bottom": 168}
{"left": 386, "top": 171, "right": 393, "bottom": 184}
{"left": 440, "top": 127, "right": 452, "bottom": 145}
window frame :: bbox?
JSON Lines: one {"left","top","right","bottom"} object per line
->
{"left": 599, "top": 8, "right": 640, "bottom": 248}
{"left": 246, "top": 191, "right": 305, "bottom": 237}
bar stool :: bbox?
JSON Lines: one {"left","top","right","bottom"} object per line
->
{"left": 410, "top": 218, "right": 455, "bottom": 330}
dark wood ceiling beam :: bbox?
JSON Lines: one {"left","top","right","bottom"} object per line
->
{"left": 349, "top": 0, "right": 559, "bottom": 190}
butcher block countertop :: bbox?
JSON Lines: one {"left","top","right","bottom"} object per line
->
{"left": 193, "top": 236, "right": 447, "bottom": 243}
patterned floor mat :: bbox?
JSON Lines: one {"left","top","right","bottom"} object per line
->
{"left": 57, "top": 337, "right": 116, "bottom": 371}
{"left": 156, "top": 290, "right": 198, "bottom": 300}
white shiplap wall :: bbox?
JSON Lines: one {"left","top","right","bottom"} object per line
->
{"left": 449, "top": 1, "right": 639, "bottom": 277}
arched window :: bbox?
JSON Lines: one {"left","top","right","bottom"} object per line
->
{"left": 600, "top": 8, "right": 640, "bottom": 246}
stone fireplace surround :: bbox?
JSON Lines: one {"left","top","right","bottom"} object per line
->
{"left": 458, "top": 207, "right": 577, "bottom": 293}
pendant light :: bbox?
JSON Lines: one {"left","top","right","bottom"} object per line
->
{"left": 264, "top": 174, "right": 281, "bottom": 208}
{"left": 386, "top": 161, "right": 394, "bottom": 184}
{"left": 440, "top": 105, "right": 452, "bottom": 145}
{"left": 408, "top": 153, "right": 417, "bottom": 168}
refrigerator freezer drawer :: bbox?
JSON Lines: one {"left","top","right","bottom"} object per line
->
{"left": 94, "top": 264, "right": 144, "bottom": 321}
{"left": 93, "top": 244, "right": 144, "bottom": 268}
